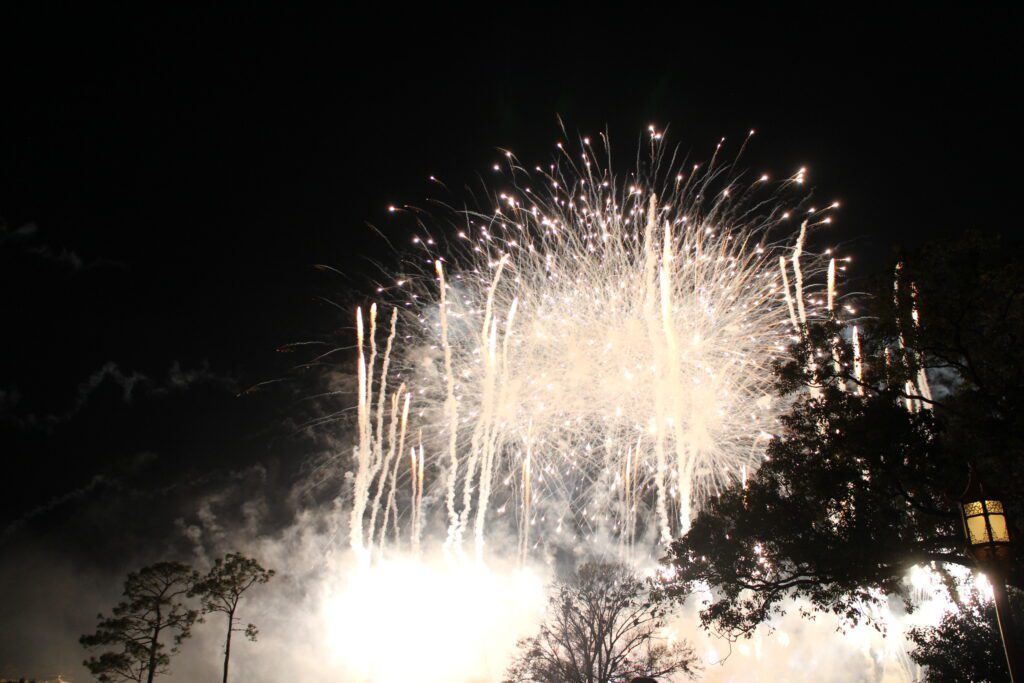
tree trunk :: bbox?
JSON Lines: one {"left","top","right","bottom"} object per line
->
{"left": 222, "top": 612, "right": 233, "bottom": 683}
{"left": 147, "top": 617, "right": 161, "bottom": 683}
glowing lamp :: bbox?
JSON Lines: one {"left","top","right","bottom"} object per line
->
{"left": 959, "top": 467, "right": 1012, "bottom": 569}
{"left": 958, "top": 465, "right": 1022, "bottom": 681}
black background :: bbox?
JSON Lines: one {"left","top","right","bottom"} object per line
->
{"left": 1, "top": 2, "right": 1021, "bottom": 556}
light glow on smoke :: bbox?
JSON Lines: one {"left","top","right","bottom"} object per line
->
{"left": 322, "top": 555, "right": 545, "bottom": 683}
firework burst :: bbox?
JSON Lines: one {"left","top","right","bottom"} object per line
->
{"left": 347, "top": 128, "right": 836, "bottom": 563}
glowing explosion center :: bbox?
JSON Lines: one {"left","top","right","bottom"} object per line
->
{"left": 346, "top": 140, "right": 832, "bottom": 564}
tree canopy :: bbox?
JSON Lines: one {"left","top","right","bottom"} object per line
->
{"left": 505, "top": 562, "right": 699, "bottom": 683}
{"left": 191, "top": 552, "right": 275, "bottom": 683}
{"left": 80, "top": 562, "right": 199, "bottom": 683}
{"left": 908, "top": 589, "right": 1022, "bottom": 682}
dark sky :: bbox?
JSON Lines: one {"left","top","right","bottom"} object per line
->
{"left": 0, "top": 2, "right": 1022, "bottom": 676}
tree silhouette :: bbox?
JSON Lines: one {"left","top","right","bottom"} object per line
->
{"left": 660, "top": 233, "right": 1022, "bottom": 668}
{"left": 908, "top": 588, "right": 1022, "bottom": 682}
{"left": 505, "top": 563, "right": 698, "bottom": 683}
{"left": 80, "top": 562, "right": 199, "bottom": 683}
{"left": 192, "top": 553, "right": 275, "bottom": 683}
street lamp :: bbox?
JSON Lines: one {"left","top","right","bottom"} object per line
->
{"left": 960, "top": 465, "right": 1022, "bottom": 682}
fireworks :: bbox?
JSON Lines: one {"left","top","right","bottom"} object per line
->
{"left": 303, "top": 130, "right": 991, "bottom": 683}
{"left": 346, "top": 129, "right": 836, "bottom": 562}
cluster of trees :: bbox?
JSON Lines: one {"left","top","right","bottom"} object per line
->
{"left": 80, "top": 553, "right": 274, "bottom": 683}
{"left": 657, "top": 232, "right": 1022, "bottom": 680}
{"left": 506, "top": 233, "right": 1021, "bottom": 682}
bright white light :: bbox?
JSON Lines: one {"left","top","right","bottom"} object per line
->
{"left": 322, "top": 556, "right": 545, "bottom": 683}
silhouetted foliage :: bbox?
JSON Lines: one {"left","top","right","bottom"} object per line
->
{"left": 80, "top": 562, "right": 199, "bottom": 683}
{"left": 191, "top": 552, "right": 275, "bottom": 683}
{"left": 661, "top": 234, "right": 1022, "bottom": 669}
{"left": 505, "top": 562, "right": 699, "bottom": 683}
{"left": 908, "top": 588, "right": 1022, "bottom": 682}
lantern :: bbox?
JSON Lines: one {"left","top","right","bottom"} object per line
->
{"left": 958, "top": 464, "right": 1021, "bottom": 681}
{"left": 959, "top": 466, "right": 1012, "bottom": 568}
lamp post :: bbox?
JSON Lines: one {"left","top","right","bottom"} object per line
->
{"left": 959, "top": 465, "right": 1022, "bottom": 682}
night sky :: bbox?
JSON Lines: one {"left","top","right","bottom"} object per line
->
{"left": 1, "top": 4, "right": 1022, "bottom": 679}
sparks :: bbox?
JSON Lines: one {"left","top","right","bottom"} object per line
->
{"left": 347, "top": 134, "right": 831, "bottom": 562}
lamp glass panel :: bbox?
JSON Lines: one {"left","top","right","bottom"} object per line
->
{"left": 983, "top": 500, "right": 1004, "bottom": 514}
{"left": 966, "top": 515, "right": 991, "bottom": 545}
{"left": 988, "top": 514, "right": 1010, "bottom": 542}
